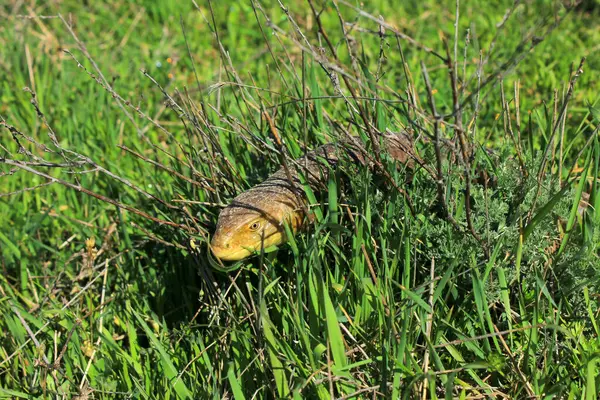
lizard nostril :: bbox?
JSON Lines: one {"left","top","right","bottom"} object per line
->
{"left": 225, "top": 243, "right": 231, "bottom": 249}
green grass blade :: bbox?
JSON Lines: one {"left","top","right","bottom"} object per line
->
{"left": 132, "top": 312, "right": 192, "bottom": 400}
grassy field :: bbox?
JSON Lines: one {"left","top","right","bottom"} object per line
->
{"left": 1, "top": 0, "right": 600, "bottom": 398}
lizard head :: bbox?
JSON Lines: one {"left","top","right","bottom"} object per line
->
{"left": 210, "top": 186, "right": 304, "bottom": 261}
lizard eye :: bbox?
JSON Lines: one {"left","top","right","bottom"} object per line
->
{"left": 249, "top": 221, "right": 261, "bottom": 231}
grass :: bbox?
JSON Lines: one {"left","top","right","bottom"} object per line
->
{"left": 1, "top": 0, "right": 600, "bottom": 398}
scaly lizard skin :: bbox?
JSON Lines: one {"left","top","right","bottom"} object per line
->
{"left": 210, "top": 132, "right": 416, "bottom": 261}
{"left": 210, "top": 131, "right": 592, "bottom": 262}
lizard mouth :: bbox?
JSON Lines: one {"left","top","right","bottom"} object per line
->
{"left": 210, "top": 244, "right": 254, "bottom": 261}
{"left": 210, "top": 231, "right": 285, "bottom": 261}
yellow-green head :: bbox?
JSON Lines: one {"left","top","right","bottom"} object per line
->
{"left": 210, "top": 184, "right": 304, "bottom": 261}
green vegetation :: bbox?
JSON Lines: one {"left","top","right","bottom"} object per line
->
{"left": 1, "top": 0, "right": 599, "bottom": 398}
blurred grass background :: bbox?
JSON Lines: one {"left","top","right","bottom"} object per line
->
{"left": 1, "top": 0, "right": 599, "bottom": 398}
